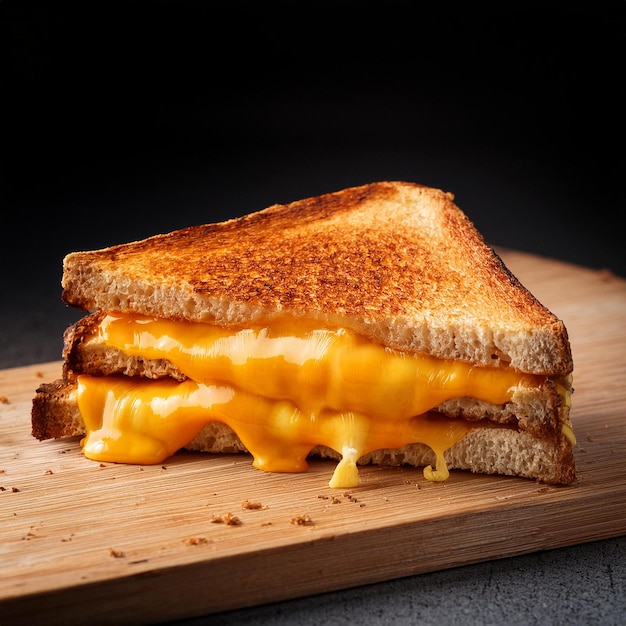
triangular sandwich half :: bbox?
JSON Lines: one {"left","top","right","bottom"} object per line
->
{"left": 32, "top": 181, "right": 576, "bottom": 488}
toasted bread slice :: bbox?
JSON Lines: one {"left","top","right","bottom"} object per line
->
{"left": 61, "top": 181, "right": 572, "bottom": 376}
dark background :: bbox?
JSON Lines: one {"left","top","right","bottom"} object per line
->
{"left": 2, "top": 2, "right": 625, "bottom": 368}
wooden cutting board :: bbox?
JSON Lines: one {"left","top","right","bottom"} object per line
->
{"left": 1, "top": 250, "right": 625, "bottom": 626}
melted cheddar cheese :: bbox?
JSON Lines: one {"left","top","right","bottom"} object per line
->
{"left": 77, "top": 313, "right": 540, "bottom": 488}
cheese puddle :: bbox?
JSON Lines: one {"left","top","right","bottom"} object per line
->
{"left": 77, "top": 313, "right": 536, "bottom": 487}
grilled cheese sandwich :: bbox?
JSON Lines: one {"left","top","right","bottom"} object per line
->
{"left": 32, "top": 181, "right": 577, "bottom": 487}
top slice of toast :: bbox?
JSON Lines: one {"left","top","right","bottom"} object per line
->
{"left": 61, "top": 181, "right": 572, "bottom": 376}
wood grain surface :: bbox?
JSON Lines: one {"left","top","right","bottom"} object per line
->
{"left": 1, "top": 250, "right": 625, "bottom": 626}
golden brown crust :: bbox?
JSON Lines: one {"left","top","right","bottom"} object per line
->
{"left": 31, "top": 379, "right": 81, "bottom": 440}
{"left": 60, "top": 181, "right": 573, "bottom": 376}
{"left": 62, "top": 311, "right": 188, "bottom": 381}
{"left": 61, "top": 310, "right": 106, "bottom": 378}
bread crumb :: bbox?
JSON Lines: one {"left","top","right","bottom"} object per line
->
{"left": 45, "top": 469, "right": 54, "bottom": 475}
{"left": 109, "top": 548, "right": 125, "bottom": 558}
{"left": 290, "top": 514, "right": 314, "bottom": 526}
{"left": 23, "top": 531, "right": 40, "bottom": 541}
{"left": 318, "top": 492, "right": 359, "bottom": 505}
{"left": 184, "top": 536, "right": 209, "bottom": 545}
{"left": 242, "top": 499, "right": 265, "bottom": 510}
{"left": 0, "top": 395, "right": 9, "bottom": 404}
{"left": 211, "top": 512, "right": 241, "bottom": 526}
